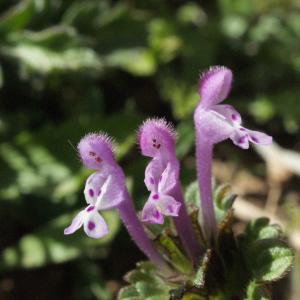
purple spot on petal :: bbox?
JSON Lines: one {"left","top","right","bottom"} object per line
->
{"left": 238, "top": 136, "right": 247, "bottom": 144}
{"left": 95, "top": 156, "right": 102, "bottom": 163}
{"left": 231, "top": 114, "right": 237, "bottom": 121}
{"left": 152, "top": 194, "right": 159, "bottom": 200}
{"left": 153, "top": 210, "right": 160, "bottom": 219}
{"left": 89, "top": 151, "right": 96, "bottom": 157}
{"left": 240, "top": 128, "right": 246, "bottom": 131}
{"left": 89, "top": 189, "right": 94, "bottom": 197}
{"left": 168, "top": 205, "right": 173, "bottom": 213}
{"left": 98, "top": 189, "right": 102, "bottom": 196}
{"left": 150, "top": 177, "right": 154, "bottom": 185}
{"left": 251, "top": 136, "right": 258, "bottom": 142}
{"left": 86, "top": 205, "right": 95, "bottom": 212}
{"left": 88, "top": 221, "right": 96, "bottom": 231}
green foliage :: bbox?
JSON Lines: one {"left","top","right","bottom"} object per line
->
{"left": 213, "top": 184, "right": 237, "bottom": 223}
{"left": 193, "top": 249, "right": 211, "bottom": 289}
{"left": 184, "top": 180, "right": 200, "bottom": 213}
{"left": 241, "top": 218, "right": 293, "bottom": 283}
{"left": 0, "top": 0, "right": 37, "bottom": 34}
{"left": 244, "top": 218, "right": 282, "bottom": 242}
{"left": 118, "top": 262, "right": 170, "bottom": 300}
{"left": 244, "top": 281, "right": 269, "bottom": 300}
{"left": 155, "top": 233, "right": 193, "bottom": 275}
{"left": 245, "top": 239, "right": 293, "bottom": 283}
{"left": 1, "top": 210, "right": 120, "bottom": 269}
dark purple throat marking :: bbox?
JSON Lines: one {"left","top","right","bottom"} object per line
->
{"left": 238, "top": 136, "right": 247, "bottom": 144}
{"left": 153, "top": 210, "right": 160, "bottom": 219}
{"left": 89, "top": 189, "right": 94, "bottom": 197}
{"left": 152, "top": 138, "right": 161, "bottom": 149}
{"left": 152, "top": 194, "right": 159, "bottom": 200}
{"left": 95, "top": 156, "right": 102, "bottom": 163}
{"left": 250, "top": 136, "right": 258, "bottom": 142}
{"left": 88, "top": 221, "right": 96, "bottom": 231}
{"left": 86, "top": 205, "right": 95, "bottom": 212}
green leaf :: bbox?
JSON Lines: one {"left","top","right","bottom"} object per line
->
{"left": 182, "top": 293, "right": 205, "bottom": 300}
{"left": 2, "top": 24, "right": 104, "bottom": 76}
{"left": 214, "top": 184, "right": 236, "bottom": 211}
{"left": 118, "top": 286, "right": 139, "bottom": 299}
{"left": 125, "top": 270, "right": 155, "bottom": 285}
{"left": 63, "top": 1, "right": 126, "bottom": 31}
{"left": 1, "top": 210, "right": 120, "bottom": 269}
{"left": 244, "top": 218, "right": 282, "bottom": 243}
{"left": 155, "top": 233, "right": 193, "bottom": 275}
{"left": 4, "top": 43, "right": 102, "bottom": 75}
{"left": 62, "top": 1, "right": 105, "bottom": 28}
{"left": 213, "top": 184, "right": 236, "bottom": 223}
{"left": 193, "top": 249, "right": 212, "bottom": 289}
{"left": 176, "top": 120, "right": 195, "bottom": 159}
{"left": 135, "top": 261, "right": 156, "bottom": 274}
{"left": 105, "top": 48, "right": 156, "bottom": 76}
{"left": 7, "top": 26, "right": 80, "bottom": 49}
{"left": 244, "top": 281, "right": 269, "bottom": 300}
{"left": 159, "top": 78, "right": 198, "bottom": 119}
{"left": 147, "top": 297, "right": 169, "bottom": 300}
{"left": 148, "top": 19, "right": 182, "bottom": 63}
{"left": 246, "top": 239, "right": 294, "bottom": 283}
{"left": 177, "top": 3, "right": 205, "bottom": 26}
{"left": 184, "top": 180, "right": 200, "bottom": 212}
{"left": 135, "top": 281, "right": 166, "bottom": 297}
{"left": 0, "top": 0, "right": 37, "bottom": 35}
{"left": 120, "top": 261, "right": 170, "bottom": 300}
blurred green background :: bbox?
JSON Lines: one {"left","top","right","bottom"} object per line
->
{"left": 0, "top": 0, "right": 300, "bottom": 299}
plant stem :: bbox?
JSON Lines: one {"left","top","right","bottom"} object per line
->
{"left": 171, "top": 183, "right": 202, "bottom": 264}
{"left": 195, "top": 139, "right": 217, "bottom": 243}
{"left": 118, "top": 190, "right": 173, "bottom": 275}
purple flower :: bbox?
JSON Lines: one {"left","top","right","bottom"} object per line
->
{"left": 64, "top": 172, "right": 123, "bottom": 238}
{"left": 138, "top": 119, "right": 181, "bottom": 224}
{"left": 194, "top": 66, "right": 272, "bottom": 241}
{"left": 194, "top": 66, "right": 272, "bottom": 148}
{"left": 65, "top": 133, "right": 124, "bottom": 238}
{"left": 138, "top": 118, "right": 201, "bottom": 262}
{"left": 142, "top": 159, "right": 181, "bottom": 224}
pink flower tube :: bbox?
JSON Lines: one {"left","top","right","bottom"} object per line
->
{"left": 138, "top": 119, "right": 201, "bottom": 263}
{"left": 194, "top": 66, "right": 272, "bottom": 242}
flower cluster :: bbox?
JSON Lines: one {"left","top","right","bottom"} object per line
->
{"left": 65, "top": 66, "right": 272, "bottom": 268}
